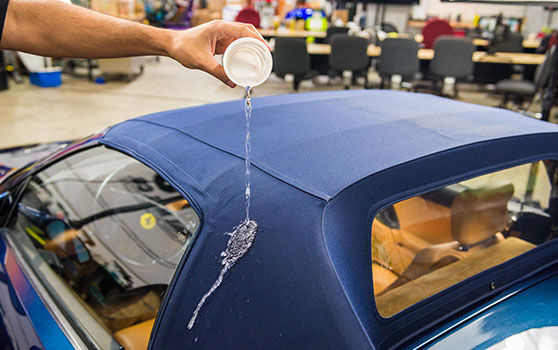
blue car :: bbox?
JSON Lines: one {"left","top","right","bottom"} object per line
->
{"left": 0, "top": 90, "right": 557, "bottom": 349}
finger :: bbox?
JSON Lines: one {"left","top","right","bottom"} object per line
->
{"left": 215, "top": 26, "right": 267, "bottom": 53}
{"left": 201, "top": 56, "right": 236, "bottom": 88}
{"left": 239, "top": 24, "right": 271, "bottom": 49}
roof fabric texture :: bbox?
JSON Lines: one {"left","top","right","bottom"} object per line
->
{"left": 99, "top": 91, "right": 558, "bottom": 349}
{"left": 105, "top": 90, "right": 558, "bottom": 201}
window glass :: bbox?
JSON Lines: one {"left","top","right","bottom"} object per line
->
{"left": 372, "top": 160, "right": 558, "bottom": 317}
{"left": 11, "top": 146, "right": 199, "bottom": 346}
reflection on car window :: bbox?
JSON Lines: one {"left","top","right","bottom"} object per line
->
{"left": 372, "top": 160, "right": 558, "bottom": 317}
{"left": 12, "top": 146, "right": 199, "bottom": 346}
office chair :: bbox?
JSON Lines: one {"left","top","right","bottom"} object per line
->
{"left": 488, "top": 32, "right": 523, "bottom": 54}
{"left": 474, "top": 32, "right": 524, "bottom": 85}
{"left": 273, "top": 37, "right": 317, "bottom": 91}
{"left": 328, "top": 34, "right": 370, "bottom": 89}
{"left": 381, "top": 22, "right": 399, "bottom": 34}
{"left": 428, "top": 36, "right": 475, "bottom": 97}
{"left": 377, "top": 37, "right": 419, "bottom": 89}
{"left": 235, "top": 8, "right": 260, "bottom": 28}
{"left": 421, "top": 18, "right": 454, "bottom": 49}
{"left": 325, "top": 26, "right": 349, "bottom": 43}
{"left": 496, "top": 45, "right": 555, "bottom": 110}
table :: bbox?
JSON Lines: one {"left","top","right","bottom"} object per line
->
{"left": 407, "top": 20, "right": 477, "bottom": 30}
{"left": 411, "top": 34, "right": 539, "bottom": 49}
{"left": 259, "top": 29, "right": 326, "bottom": 38}
{"left": 305, "top": 43, "right": 545, "bottom": 65}
{"left": 471, "top": 38, "right": 540, "bottom": 49}
{"left": 260, "top": 29, "right": 541, "bottom": 50}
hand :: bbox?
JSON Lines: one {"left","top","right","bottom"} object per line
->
{"left": 167, "top": 20, "right": 270, "bottom": 88}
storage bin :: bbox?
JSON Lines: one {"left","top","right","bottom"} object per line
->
{"left": 29, "top": 69, "right": 62, "bottom": 88}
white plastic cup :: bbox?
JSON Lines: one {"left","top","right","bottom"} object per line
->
{"left": 223, "top": 38, "right": 273, "bottom": 88}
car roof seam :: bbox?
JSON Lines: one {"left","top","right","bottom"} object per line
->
{"left": 114, "top": 119, "right": 330, "bottom": 203}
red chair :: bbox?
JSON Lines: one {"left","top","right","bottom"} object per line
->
{"left": 421, "top": 18, "right": 454, "bottom": 49}
{"left": 235, "top": 8, "right": 260, "bottom": 28}
{"left": 454, "top": 29, "right": 466, "bottom": 37}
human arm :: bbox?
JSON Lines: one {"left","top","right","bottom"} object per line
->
{"left": 0, "top": 0, "right": 268, "bottom": 87}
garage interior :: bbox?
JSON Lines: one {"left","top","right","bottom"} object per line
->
{"left": 0, "top": 0, "right": 556, "bottom": 148}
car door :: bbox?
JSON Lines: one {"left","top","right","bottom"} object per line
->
{"left": 0, "top": 145, "right": 200, "bottom": 349}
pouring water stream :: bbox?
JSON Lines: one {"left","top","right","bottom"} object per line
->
{"left": 187, "top": 87, "right": 258, "bottom": 330}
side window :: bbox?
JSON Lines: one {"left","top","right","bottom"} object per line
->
{"left": 372, "top": 160, "right": 557, "bottom": 317}
{"left": 11, "top": 146, "right": 199, "bottom": 347}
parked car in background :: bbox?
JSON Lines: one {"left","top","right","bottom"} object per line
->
{"left": 0, "top": 90, "right": 557, "bottom": 349}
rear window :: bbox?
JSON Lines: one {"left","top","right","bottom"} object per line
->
{"left": 372, "top": 160, "right": 558, "bottom": 317}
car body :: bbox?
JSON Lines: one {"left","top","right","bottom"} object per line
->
{"left": 0, "top": 90, "right": 557, "bottom": 349}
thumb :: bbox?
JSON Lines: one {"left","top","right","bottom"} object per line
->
{"left": 202, "top": 57, "right": 236, "bottom": 88}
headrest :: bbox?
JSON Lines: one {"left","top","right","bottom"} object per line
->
{"left": 451, "top": 180, "right": 514, "bottom": 245}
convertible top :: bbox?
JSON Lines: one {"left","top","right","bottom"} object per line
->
{"left": 98, "top": 91, "right": 558, "bottom": 349}
{"left": 102, "top": 90, "right": 558, "bottom": 201}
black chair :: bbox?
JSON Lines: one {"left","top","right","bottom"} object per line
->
{"left": 380, "top": 22, "right": 399, "bottom": 34}
{"left": 273, "top": 37, "right": 318, "bottom": 92}
{"left": 496, "top": 45, "right": 555, "bottom": 109}
{"left": 473, "top": 33, "right": 524, "bottom": 85}
{"left": 328, "top": 34, "right": 370, "bottom": 89}
{"left": 325, "top": 26, "right": 349, "bottom": 44}
{"left": 428, "top": 36, "right": 475, "bottom": 97}
{"left": 377, "top": 37, "right": 419, "bottom": 89}
{"left": 488, "top": 32, "right": 524, "bottom": 54}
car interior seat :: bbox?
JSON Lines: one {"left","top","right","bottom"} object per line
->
{"left": 393, "top": 196, "right": 453, "bottom": 245}
{"left": 372, "top": 195, "right": 453, "bottom": 295}
{"left": 372, "top": 218, "right": 436, "bottom": 296}
{"left": 372, "top": 220, "right": 421, "bottom": 276}
{"left": 114, "top": 318, "right": 155, "bottom": 350}
{"left": 392, "top": 180, "right": 515, "bottom": 286}
{"left": 372, "top": 263, "right": 398, "bottom": 295}
{"left": 375, "top": 235, "right": 535, "bottom": 316}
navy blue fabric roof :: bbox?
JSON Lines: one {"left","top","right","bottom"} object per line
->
{"left": 105, "top": 90, "right": 558, "bottom": 201}
{"left": 98, "top": 90, "right": 558, "bottom": 349}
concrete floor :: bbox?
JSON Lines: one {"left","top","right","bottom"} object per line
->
{"left": 0, "top": 56, "right": 548, "bottom": 149}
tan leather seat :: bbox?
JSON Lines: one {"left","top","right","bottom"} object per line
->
{"left": 114, "top": 318, "right": 155, "bottom": 350}
{"left": 394, "top": 181, "right": 515, "bottom": 284}
{"left": 372, "top": 263, "right": 398, "bottom": 295}
{"left": 451, "top": 180, "right": 514, "bottom": 245}
{"left": 372, "top": 220, "right": 418, "bottom": 275}
{"left": 394, "top": 196, "right": 453, "bottom": 244}
{"left": 376, "top": 237, "right": 535, "bottom": 317}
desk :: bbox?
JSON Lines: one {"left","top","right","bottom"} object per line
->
{"left": 411, "top": 34, "right": 540, "bottom": 49}
{"left": 471, "top": 52, "right": 544, "bottom": 65}
{"left": 261, "top": 29, "right": 541, "bottom": 50}
{"left": 305, "top": 43, "right": 545, "bottom": 65}
{"left": 259, "top": 29, "right": 326, "bottom": 38}
{"left": 407, "top": 20, "right": 477, "bottom": 30}
{"left": 471, "top": 38, "right": 540, "bottom": 49}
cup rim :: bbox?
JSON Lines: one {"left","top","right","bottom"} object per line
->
{"left": 223, "top": 37, "right": 273, "bottom": 88}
